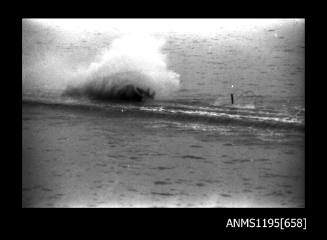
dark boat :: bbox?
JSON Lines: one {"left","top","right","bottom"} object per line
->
{"left": 64, "top": 82, "right": 156, "bottom": 102}
{"left": 112, "top": 84, "right": 155, "bottom": 101}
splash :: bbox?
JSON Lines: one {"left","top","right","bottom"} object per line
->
{"left": 64, "top": 34, "right": 180, "bottom": 101}
{"left": 22, "top": 20, "right": 180, "bottom": 102}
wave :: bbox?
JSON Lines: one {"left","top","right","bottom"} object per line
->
{"left": 63, "top": 34, "right": 180, "bottom": 101}
{"left": 22, "top": 97, "right": 304, "bottom": 131}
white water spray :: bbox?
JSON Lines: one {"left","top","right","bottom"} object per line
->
{"left": 22, "top": 20, "right": 180, "bottom": 101}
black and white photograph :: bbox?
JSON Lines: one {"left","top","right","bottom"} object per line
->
{"left": 22, "top": 18, "right": 305, "bottom": 208}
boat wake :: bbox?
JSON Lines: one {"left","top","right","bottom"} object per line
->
{"left": 22, "top": 96, "right": 304, "bottom": 131}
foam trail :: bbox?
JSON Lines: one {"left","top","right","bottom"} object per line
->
{"left": 64, "top": 34, "right": 180, "bottom": 101}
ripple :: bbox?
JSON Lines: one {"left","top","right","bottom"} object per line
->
{"left": 190, "top": 144, "right": 203, "bottom": 148}
{"left": 151, "top": 166, "right": 174, "bottom": 171}
{"left": 41, "top": 187, "right": 53, "bottom": 192}
{"left": 195, "top": 183, "right": 205, "bottom": 187}
{"left": 242, "top": 189, "right": 252, "bottom": 193}
{"left": 223, "top": 143, "right": 233, "bottom": 146}
{"left": 181, "top": 155, "right": 205, "bottom": 160}
{"left": 151, "top": 192, "right": 175, "bottom": 197}
{"left": 223, "top": 159, "right": 251, "bottom": 164}
{"left": 255, "top": 158, "right": 270, "bottom": 162}
{"left": 265, "top": 191, "right": 285, "bottom": 197}
{"left": 95, "top": 162, "right": 107, "bottom": 167}
{"left": 154, "top": 181, "right": 171, "bottom": 185}
{"left": 220, "top": 193, "right": 231, "bottom": 198}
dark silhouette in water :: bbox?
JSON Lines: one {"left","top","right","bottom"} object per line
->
{"left": 64, "top": 83, "right": 156, "bottom": 102}
{"left": 114, "top": 85, "right": 155, "bottom": 101}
